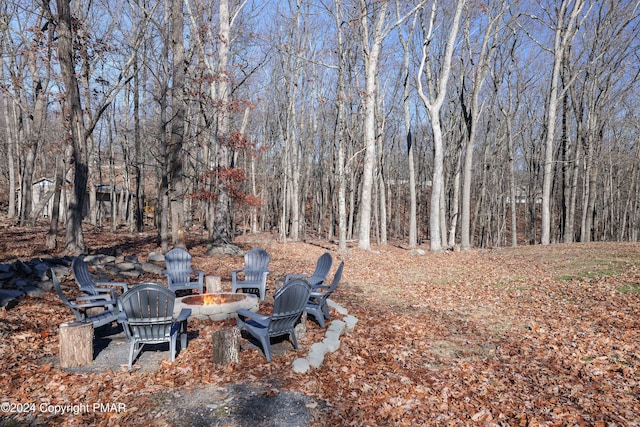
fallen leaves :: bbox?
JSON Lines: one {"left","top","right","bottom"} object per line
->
{"left": 1, "top": 226, "right": 639, "bottom": 425}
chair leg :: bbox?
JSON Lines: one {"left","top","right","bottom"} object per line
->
{"left": 258, "top": 335, "right": 272, "bottom": 362}
{"left": 129, "top": 341, "right": 144, "bottom": 370}
{"left": 170, "top": 335, "right": 177, "bottom": 362}
{"left": 290, "top": 330, "right": 299, "bottom": 350}
{"left": 180, "top": 320, "right": 188, "bottom": 349}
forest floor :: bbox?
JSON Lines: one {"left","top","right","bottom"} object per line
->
{"left": 0, "top": 221, "right": 639, "bottom": 426}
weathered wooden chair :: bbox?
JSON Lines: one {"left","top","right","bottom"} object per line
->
{"left": 284, "top": 252, "right": 333, "bottom": 289}
{"left": 52, "top": 268, "right": 119, "bottom": 329}
{"left": 304, "top": 261, "right": 344, "bottom": 328}
{"left": 118, "top": 283, "right": 191, "bottom": 370}
{"left": 72, "top": 256, "right": 129, "bottom": 299}
{"left": 236, "top": 278, "right": 311, "bottom": 361}
{"left": 231, "top": 248, "right": 271, "bottom": 301}
{"left": 162, "top": 248, "right": 204, "bottom": 294}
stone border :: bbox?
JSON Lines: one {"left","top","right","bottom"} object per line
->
{"left": 292, "top": 300, "right": 358, "bottom": 373}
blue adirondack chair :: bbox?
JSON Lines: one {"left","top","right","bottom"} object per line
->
{"left": 236, "top": 278, "right": 310, "bottom": 361}
{"left": 162, "top": 248, "right": 204, "bottom": 294}
{"left": 304, "top": 261, "right": 344, "bottom": 327}
{"left": 231, "top": 248, "right": 271, "bottom": 301}
{"left": 118, "top": 283, "right": 191, "bottom": 370}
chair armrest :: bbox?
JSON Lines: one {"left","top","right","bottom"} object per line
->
{"left": 95, "top": 281, "right": 129, "bottom": 293}
{"left": 285, "top": 273, "right": 310, "bottom": 283}
{"left": 236, "top": 308, "right": 269, "bottom": 322}
{"left": 70, "top": 299, "right": 117, "bottom": 309}
{"left": 72, "top": 294, "right": 115, "bottom": 302}
{"left": 175, "top": 308, "right": 192, "bottom": 322}
{"left": 193, "top": 270, "right": 205, "bottom": 281}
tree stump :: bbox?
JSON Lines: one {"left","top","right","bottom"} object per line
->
{"left": 205, "top": 275, "right": 222, "bottom": 293}
{"left": 295, "top": 311, "right": 307, "bottom": 341}
{"left": 212, "top": 327, "right": 240, "bottom": 365}
{"left": 59, "top": 322, "right": 93, "bottom": 368}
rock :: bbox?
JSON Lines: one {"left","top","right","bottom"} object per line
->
{"left": 148, "top": 252, "right": 165, "bottom": 263}
{"left": 327, "top": 319, "right": 346, "bottom": 335}
{"left": 410, "top": 248, "right": 426, "bottom": 255}
{"left": 327, "top": 300, "right": 348, "bottom": 315}
{"left": 322, "top": 335, "right": 341, "bottom": 353}
{"left": 343, "top": 315, "right": 358, "bottom": 330}
{"left": 140, "top": 262, "right": 164, "bottom": 275}
{"left": 37, "top": 280, "right": 54, "bottom": 291}
{"left": 119, "top": 270, "right": 142, "bottom": 279}
{"left": 116, "top": 262, "right": 137, "bottom": 271}
{"left": 292, "top": 358, "right": 310, "bottom": 374}
{"left": 124, "top": 255, "right": 139, "bottom": 263}
{"left": 16, "top": 260, "right": 33, "bottom": 275}
{"left": 23, "top": 286, "right": 45, "bottom": 298}
{"left": 33, "top": 263, "right": 50, "bottom": 280}
{"left": 0, "top": 289, "right": 24, "bottom": 310}
{"left": 207, "top": 244, "right": 244, "bottom": 257}
{"left": 0, "top": 271, "right": 14, "bottom": 281}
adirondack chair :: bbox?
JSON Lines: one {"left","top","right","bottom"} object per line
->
{"left": 231, "top": 248, "right": 271, "bottom": 301}
{"left": 304, "top": 261, "right": 344, "bottom": 328}
{"left": 118, "top": 283, "right": 192, "bottom": 370}
{"left": 162, "top": 248, "right": 204, "bottom": 294}
{"left": 72, "top": 256, "right": 129, "bottom": 298}
{"left": 284, "top": 252, "right": 332, "bottom": 289}
{"left": 236, "top": 278, "right": 311, "bottom": 361}
{"left": 52, "top": 269, "right": 119, "bottom": 329}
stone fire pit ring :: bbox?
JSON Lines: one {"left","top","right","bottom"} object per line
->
{"left": 174, "top": 293, "right": 259, "bottom": 321}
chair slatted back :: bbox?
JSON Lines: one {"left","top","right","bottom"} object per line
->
{"left": 243, "top": 248, "right": 270, "bottom": 282}
{"left": 308, "top": 252, "right": 333, "bottom": 287}
{"left": 269, "top": 279, "right": 310, "bottom": 338}
{"left": 119, "top": 283, "right": 174, "bottom": 341}
{"left": 72, "top": 257, "right": 99, "bottom": 295}
{"left": 164, "top": 248, "right": 193, "bottom": 287}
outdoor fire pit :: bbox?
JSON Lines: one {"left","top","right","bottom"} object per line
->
{"left": 174, "top": 293, "right": 259, "bottom": 321}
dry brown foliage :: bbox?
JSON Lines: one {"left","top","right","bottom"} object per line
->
{"left": 0, "top": 222, "right": 639, "bottom": 426}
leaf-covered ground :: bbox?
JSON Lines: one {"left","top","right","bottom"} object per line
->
{"left": 1, "top": 224, "right": 639, "bottom": 426}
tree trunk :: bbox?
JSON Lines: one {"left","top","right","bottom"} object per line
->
{"left": 59, "top": 321, "right": 93, "bottom": 368}
{"left": 212, "top": 328, "right": 240, "bottom": 365}
{"left": 58, "top": 0, "right": 88, "bottom": 255}
{"left": 170, "top": 0, "right": 186, "bottom": 247}
{"left": 417, "top": 0, "right": 465, "bottom": 252}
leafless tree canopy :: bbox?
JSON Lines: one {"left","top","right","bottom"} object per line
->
{"left": 1, "top": 0, "right": 639, "bottom": 252}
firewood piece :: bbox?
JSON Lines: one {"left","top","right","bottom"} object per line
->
{"left": 205, "top": 275, "right": 222, "bottom": 293}
{"left": 212, "top": 327, "right": 240, "bottom": 365}
{"left": 59, "top": 321, "right": 93, "bottom": 368}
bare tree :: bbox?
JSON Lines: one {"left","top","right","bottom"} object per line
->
{"left": 459, "top": 0, "right": 508, "bottom": 250}
{"left": 534, "top": 0, "right": 589, "bottom": 245}
{"left": 416, "top": 0, "right": 466, "bottom": 252}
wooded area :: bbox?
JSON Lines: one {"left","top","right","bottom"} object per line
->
{"left": 1, "top": 0, "right": 639, "bottom": 254}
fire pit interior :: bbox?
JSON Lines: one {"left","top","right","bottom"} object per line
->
{"left": 174, "top": 293, "right": 259, "bottom": 321}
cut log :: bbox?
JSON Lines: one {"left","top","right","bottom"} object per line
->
{"left": 212, "top": 327, "right": 240, "bottom": 365}
{"left": 295, "top": 311, "right": 307, "bottom": 341}
{"left": 59, "top": 321, "right": 93, "bottom": 368}
{"left": 205, "top": 275, "right": 222, "bottom": 293}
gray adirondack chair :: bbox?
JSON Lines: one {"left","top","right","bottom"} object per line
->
{"left": 162, "top": 248, "right": 204, "bottom": 294}
{"left": 236, "top": 278, "right": 310, "bottom": 361}
{"left": 52, "top": 269, "right": 119, "bottom": 329}
{"left": 231, "top": 248, "right": 271, "bottom": 301}
{"left": 284, "top": 252, "right": 332, "bottom": 289}
{"left": 117, "top": 283, "right": 192, "bottom": 370}
{"left": 304, "top": 261, "right": 344, "bottom": 328}
{"left": 72, "top": 256, "right": 129, "bottom": 298}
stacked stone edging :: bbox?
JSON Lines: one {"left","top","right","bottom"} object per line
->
{"left": 292, "top": 300, "right": 358, "bottom": 374}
